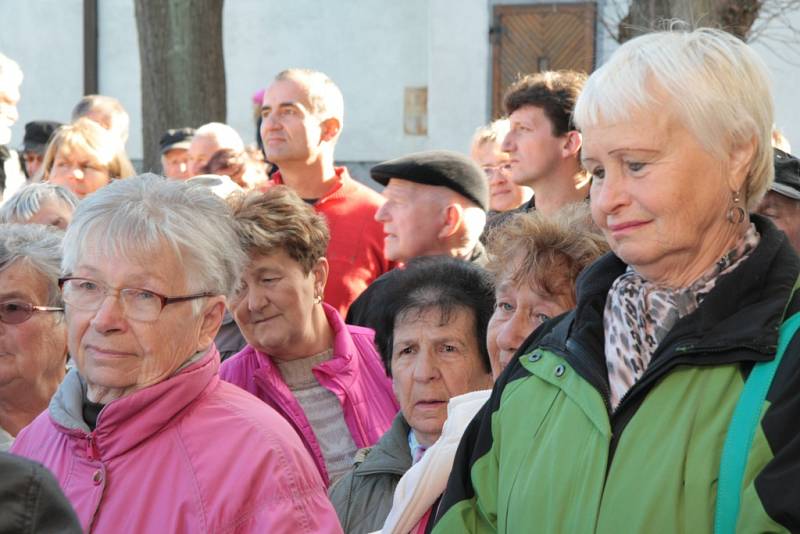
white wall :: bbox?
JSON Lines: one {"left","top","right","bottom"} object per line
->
{"left": 97, "top": 0, "right": 142, "bottom": 161}
{"left": 428, "top": 0, "right": 491, "bottom": 154}
{"left": 224, "top": 0, "right": 432, "bottom": 161}
{"left": 3, "top": 0, "right": 799, "bottom": 163}
{"left": 2, "top": 0, "right": 84, "bottom": 148}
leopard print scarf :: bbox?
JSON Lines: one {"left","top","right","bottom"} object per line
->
{"left": 604, "top": 223, "right": 760, "bottom": 409}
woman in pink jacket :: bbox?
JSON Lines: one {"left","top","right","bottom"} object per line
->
{"left": 221, "top": 186, "right": 399, "bottom": 487}
{"left": 11, "top": 175, "right": 342, "bottom": 534}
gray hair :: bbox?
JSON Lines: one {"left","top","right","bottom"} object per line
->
{"left": 62, "top": 174, "right": 246, "bottom": 301}
{"left": 0, "top": 224, "right": 64, "bottom": 307}
{"left": 194, "top": 122, "right": 245, "bottom": 153}
{"left": 0, "top": 53, "right": 23, "bottom": 88}
{"left": 71, "top": 94, "right": 130, "bottom": 144}
{"left": 0, "top": 183, "right": 79, "bottom": 224}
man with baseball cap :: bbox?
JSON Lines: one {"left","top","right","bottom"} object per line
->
{"left": 20, "top": 120, "right": 61, "bottom": 178}
{"left": 160, "top": 127, "right": 195, "bottom": 180}
{"left": 346, "top": 150, "right": 489, "bottom": 326}
{"left": 757, "top": 148, "right": 800, "bottom": 251}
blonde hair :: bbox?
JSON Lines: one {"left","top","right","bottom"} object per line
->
{"left": 574, "top": 27, "right": 774, "bottom": 210}
{"left": 485, "top": 204, "right": 608, "bottom": 301}
{"left": 40, "top": 118, "right": 135, "bottom": 181}
{"left": 471, "top": 118, "right": 511, "bottom": 151}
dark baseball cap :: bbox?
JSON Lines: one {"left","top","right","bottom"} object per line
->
{"left": 370, "top": 150, "right": 489, "bottom": 211}
{"left": 159, "top": 127, "right": 196, "bottom": 154}
{"left": 772, "top": 148, "right": 800, "bottom": 201}
{"left": 21, "top": 121, "right": 62, "bottom": 154}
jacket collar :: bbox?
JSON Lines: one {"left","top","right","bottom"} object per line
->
{"left": 270, "top": 166, "right": 352, "bottom": 206}
{"left": 49, "top": 346, "right": 220, "bottom": 459}
{"left": 541, "top": 215, "right": 800, "bottom": 377}
{"left": 355, "top": 413, "right": 412, "bottom": 477}
{"left": 252, "top": 303, "right": 361, "bottom": 389}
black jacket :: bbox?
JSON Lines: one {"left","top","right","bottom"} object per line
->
{"left": 0, "top": 452, "right": 81, "bottom": 534}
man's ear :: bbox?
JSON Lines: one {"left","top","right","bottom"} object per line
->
{"left": 319, "top": 117, "right": 341, "bottom": 143}
{"left": 197, "top": 297, "right": 226, "bottom": 352}
{"left": 437, "top": 203, "right": 464, "bottom": 240}
{"left": 561, "top": 130, "right": 582, "bottom": 159}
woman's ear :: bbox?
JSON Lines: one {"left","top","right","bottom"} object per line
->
{"left": 311, "top": 257, "right": 329, "bottom": 297}
{"left": 197, "top": 297, "right": 226, "bottom": 351}
{"left": 728, "top": 136, "right": 758, "bottom": 193}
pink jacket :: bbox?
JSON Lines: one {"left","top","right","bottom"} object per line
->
{"left": 220, "top": 303, "right": 399, "bottom": 486}
{"left": 11, "top": 346, "right": 342, "bottom": 534}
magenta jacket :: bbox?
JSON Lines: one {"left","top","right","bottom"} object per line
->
{"left": 220, "top": 303, "right": 399, "bottom": 486}
{"left": 11, "top": 346, "right": 342, "bottom": 534}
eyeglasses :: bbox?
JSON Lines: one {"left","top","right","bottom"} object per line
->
{"left": 58, "top": 277, "right": 216, "bottom": 322}
{"left": 0, "top": 301, "right": 63, "bottom": 325}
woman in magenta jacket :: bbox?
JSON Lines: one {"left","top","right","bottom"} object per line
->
{"left": 11, "top": 176, "right": 342, "bottom": 534}
{"left": 221, "top": 186, "right": 399, "bottom": 487}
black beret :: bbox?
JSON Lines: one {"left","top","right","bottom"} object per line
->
{"left": 22, "top": 121, "right": 62, "bottom": 154}
{"left": 159, "top": 127, "right": 196, "bottom": 154}
{"left": 370, "top": 150, "right": 489, "bottom": 211}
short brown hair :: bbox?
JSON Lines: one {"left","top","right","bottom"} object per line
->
{"left": 230, "top": 186, "right": 330, "bottom": 273}
{"left": 485, "top": 203, "right": 608, "bottom": 302}
{"left": 503, "top": 70, "right": 587, "bottom": 136}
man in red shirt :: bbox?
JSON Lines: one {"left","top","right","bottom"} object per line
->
{"left": 260, "top": 69, "right": 394, "bottom": 315}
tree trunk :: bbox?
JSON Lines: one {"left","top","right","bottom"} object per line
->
{"left": 619, "top": 0, "right": 761, "bottom": 42}
{"left": 134, "top": 0, "right": 226, "bottom": 173}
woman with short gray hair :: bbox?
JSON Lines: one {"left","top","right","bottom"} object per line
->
{"left": 436, "top": 28, "right": 800, "bottom": 532}
{"left": 12, "top": 175, "right": 342, "bottom": 533}
{"left": 0, "top": 182, "right": 78, "bottom": 230}
{"left": 0, "top": 223, "right": 67, "bottom": 451}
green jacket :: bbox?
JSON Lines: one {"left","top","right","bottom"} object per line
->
{"left": 329, "top": 413, "right": 412, "bottom": 534}
{"left": 434, "top": 216, "right": 800, "bottom": 533}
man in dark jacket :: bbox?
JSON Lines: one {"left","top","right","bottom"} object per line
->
{"left": 0, "top": 452, "right": 81, "bottom": 534}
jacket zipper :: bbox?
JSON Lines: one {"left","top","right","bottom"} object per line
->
{"left": 86, "top": 433, "right": 98, "bottom": 460}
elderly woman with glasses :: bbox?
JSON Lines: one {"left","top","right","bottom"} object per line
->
{"left": 11, "top": 175, "right": 342, "bottom": 533}
{"left": 0, "top": 224, "right": 67, "bottom": 451}
{"left": 434, "top": 29, "right": 800, "bottom": 533}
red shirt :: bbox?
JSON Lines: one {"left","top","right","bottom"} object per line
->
{"left": 271, "top": 167, "right": 395, "bottom": 315}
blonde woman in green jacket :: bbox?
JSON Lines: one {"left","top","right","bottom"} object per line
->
{"left": 434, "top": 28, "right": 800, "bottom": 533}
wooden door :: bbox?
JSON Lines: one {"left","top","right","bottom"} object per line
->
{"left": 492, "top": 3, "right": 597, "bottom": 117}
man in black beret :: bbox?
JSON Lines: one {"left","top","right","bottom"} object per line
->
{"left": 346, "top": 150, "right": 489, "bottom": 328}
{"left": 372, "top": 149, "right": 489, "bottom": 264}
{"left": 21, "top": 120, "right": 61, "bottom": 178}
{"left": 757, "top": 148, "right": 800, "bottom": 251}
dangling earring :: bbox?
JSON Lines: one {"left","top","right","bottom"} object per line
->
{"left": 313, "top": 294, "right": 322, "bottom": 305}
{"left": 726, "top": 190, "right": 746, "bottom": 224}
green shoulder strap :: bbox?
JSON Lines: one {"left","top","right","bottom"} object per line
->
{"left": 714, "top": 311, "right": 800, "bottom": 534}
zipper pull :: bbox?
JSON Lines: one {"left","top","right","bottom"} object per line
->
{"left": 86, "top": 434, "right": 99, "bottom": 460}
